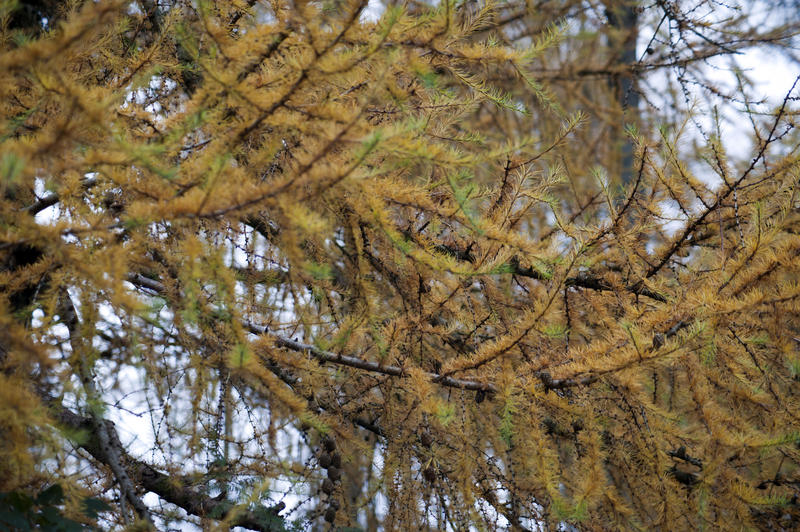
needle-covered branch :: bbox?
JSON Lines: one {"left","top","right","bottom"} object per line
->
{"left": 127, "top": 273, "right": 495, "bottom": 393}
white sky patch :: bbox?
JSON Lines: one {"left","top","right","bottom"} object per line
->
{"left": 657, "top": 199, "right": 688, "bottom": 238}
{"left": 361, "top": 0, "right": 385, "bottom": 23}
{"left": 634, "top": 1, "right": 799, "bottom": 188}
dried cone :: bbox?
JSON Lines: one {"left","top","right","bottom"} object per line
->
{"left": 420, "top": 431, "right": 433, "bottom": 447}
{"left": 475, "top": 389, "right": 486, "bottom": 403}
{"left": 319, "top": 452, "right": 332, "bottom": 469}
{"left": 324, "top": 507, "right": 337, "bottom": 523}
{"left": 330, "top": 452, "right": 341, "bottom": 468}
{"left": 423, "top": 465, "right": 436, "bottom": 483}
{"left": 323, "top": 436, "right": 336, "bottom": 452}
{"left": 327, "top": 466, "right": 341, "bottom": 482}
{"left": 321, "top": 478, "right": 334, "bottom": 495}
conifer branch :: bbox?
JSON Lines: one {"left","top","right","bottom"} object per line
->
{"left": 245, "top": 321, "right": 498, "bottom": 393}
{"left": 53, "top": 407, "right": 286, "bottom": 532}
{"left": 23, "top": 176, "right": 97, "bottom": 215}
{"left": 125, "top": 273, "right": 497, "bottom": 393}
{"left": 645, "top": 76, "right": 800, "bottom": 280}
{"left": 5, "top": 2, "right": 800, "bottom": 528}
{"left": 429, "top": 249, "right": 668, "bottom": 302}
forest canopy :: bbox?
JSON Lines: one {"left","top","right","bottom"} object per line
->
{"left": 2, "top": 0, "right": 800, "bottom": 530}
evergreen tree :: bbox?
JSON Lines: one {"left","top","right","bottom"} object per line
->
{"left": 1, "top": 1, "right": 799, "bottom": 529}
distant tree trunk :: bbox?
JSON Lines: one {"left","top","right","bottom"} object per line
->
{"left": 605, "top": 0, "right": 640, "bottom": 188}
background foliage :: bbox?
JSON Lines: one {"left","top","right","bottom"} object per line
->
{"left": 2, "top": 0, "right": 800, "bottom": 530}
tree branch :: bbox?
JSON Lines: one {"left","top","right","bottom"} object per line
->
{"left": 125, "top": 274, "right": 496, "bottom": 393}
{"left": 23, "top": 176, "right": 97, "bottom": 215}
{"left": 244, "top": 321, "right": 497, "bottom": 393}
{"left": 53, "top": 405, "right": 286, "bottom": 532}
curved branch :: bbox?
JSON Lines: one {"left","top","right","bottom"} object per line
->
{"left": 53, "top": 406, "right": 286, "bottom": 532}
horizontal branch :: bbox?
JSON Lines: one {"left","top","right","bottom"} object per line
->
{"left": 27, "top": 188, "right": 665, "bottom": 305}
{"left": 563, "top": 272, "right": 667, "bottom": 303}
{"left": 247, "top": 346, "right": 387, "bottom": 437}
{"left": 430, "top": 251, "right": 667, "bottom": 303}
{"left": 125, "top": 274, "right": 497, "bottom": 394}
{"left": 243, "top": 321, "right": 497, "bottom": 393}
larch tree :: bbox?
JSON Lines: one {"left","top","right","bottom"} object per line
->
{"left": 2, "top": 0, "right": 800, "bottom": 530}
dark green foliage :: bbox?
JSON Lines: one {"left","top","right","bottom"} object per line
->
{"left": 0, "top": 485, "right": 109, "bottom": 531}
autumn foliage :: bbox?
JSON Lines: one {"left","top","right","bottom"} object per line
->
{"left": 2, "top": 0, "right": 800, "bottom": 530}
